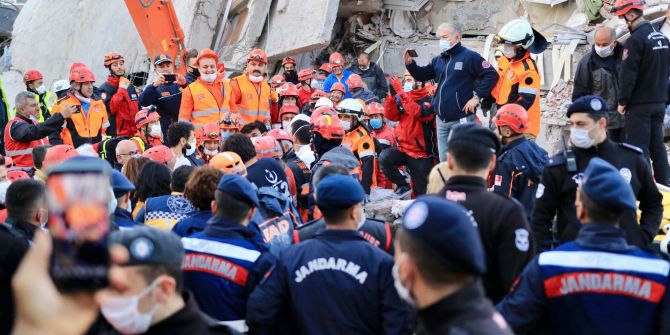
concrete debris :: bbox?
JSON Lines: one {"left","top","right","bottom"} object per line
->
{"left": 389, "top": 10, "right": 416, "bottom": 38}
{"left": 365, "top": 198, "right": 413, "bottom": 225}
{"left": 383, "top": 0, "right": 429, "bottom": 11}
{"left": 537, "top": 80, "right": 573, "bottom": 155}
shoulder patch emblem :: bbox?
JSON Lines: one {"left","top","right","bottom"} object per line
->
{"left": 197, "top": 93, "right": 206, "bottom": 100}
{"left": 101, "top": 92, "right": 107, "bottom": 100}
{"left": 622, "top": 48, "right": 629, "bottom": 60}
{"left": 536, "top": 183, "right": 545, "bottom": 198}
{"left": 619, "top": 168, "right": 632, "bottom": 184}
{"left": 514, "top": 229, "right": 530, "bottom": 251}
{"left": 482, "top": 60, "right": 491, "bottom": 68}
{"left": 507, "top": 71, "right": 514, "bottom": 79}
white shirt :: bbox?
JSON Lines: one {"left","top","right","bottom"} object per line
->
{"left": 173, "top": 155, "right": 191, "bottom": 170}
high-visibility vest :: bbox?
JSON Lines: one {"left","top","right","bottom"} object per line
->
{"left": 3, "top": 116, "right": 49, "bottom": 167}
{"left": 52, "top": 93, "right": 109, "bottom": 147}
{"left": 180, "top": 79, "right": 231, "bottom": 128}
{"left": 231, "top": 75, "right": 275, "bottom": 125}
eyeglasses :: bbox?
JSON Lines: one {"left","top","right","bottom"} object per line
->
{"left": 118, "top": 150, "right": 139, "bottom": 157}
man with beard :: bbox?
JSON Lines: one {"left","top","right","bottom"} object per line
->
{"left": 282, "top": 56, "right": 299, "bottom": 85}
{"left": 99, "top": 52, "right": 140, "bottom": 137}
{"left": 230, "top": 49, "right": 277, "bottom": 127}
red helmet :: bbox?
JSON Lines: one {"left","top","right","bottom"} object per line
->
{"left": 279, "top": 105, "right": 299, "bottom": 119}
{"left": 310, "top": 105, "right": 338, "bottom": 124}
{"left": 103, "top": 52, "right": 125, "bottom": 67}
{"left": 248, "top": 49, "right": 268, "bottom": 64}
{"left": 142, "top": 145, "right": 174, "bottom": 165}
{"left": 69, "top": 62, "right": 86, "bottom": 74}
{"left": 70, "top": 66, "right": 95, "bottom": 83}
{"left": 44, "top": 144, "right": 78, "bottom": 167}
{"left": 298, "top": 69, "right": 314, "bottom": 81}
{"left": 331, "top": 83, "right": 345, "bottom": 94}
{"left": 329, "top": 52, "right": 345, "bottom": 66}
{"left": 268, "top": 128, "right": 293, "bottom": 142}
{"left": 219, "top": 112, "right": 240, "bottom": 130}
{"left": 135, "top": 106, "right": 160, "bottom": 129}
{"left": 494, "top": 104, "right": 529, "bottom": 134}
{"left": 311, "top": 115, "right": 345, "bottom": 140}
{"left": 309, "top": 90, "right": 328, "bottom": 103}
{"left": 366, "top": 102, "right": 385, "bottom": 116}
{"left": 346, "top": 74, "right": 364, "bottom": 90}
{"left": 7, "top": 170, "right": 30, "bottom": 182}
{"left": 23, "top": 70, "right": 43, "bottom": 83}
{"left": 270, "top": 75, "right": 286, "bottom": 89}
{"left": 611, "top": 0, "right": 645, "bottom": 16}
{"left": 282, "top": 56, "right": 296, "bottom": 66}
{"left": 252, "top": 136, "right": 282, "bottom": 159}
{"left": 279, "top": 83, "right": 299, "bottom": 97}
{"left": 200, "top": 122, "right": 222, "bottom": 142}
{"left": 319, "top": 63, "right": 333, "bottom": 73}
{"left": 210, "top": 151, "right": 246, "bottom": 175}
{"left": 196, "top": 48, "right": 219, "bottom": 66}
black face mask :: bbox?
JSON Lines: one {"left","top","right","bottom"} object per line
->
{"left": 284, "top": 70, "right": 298, "bottom": 84}
{"left": 189, "top": 67, "right": 200, "bottom": 77}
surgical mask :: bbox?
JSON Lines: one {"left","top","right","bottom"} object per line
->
{"left": 185, "top": 139, "right": 197, "bottom": 156}
{"left": 439, "top": 39, "right": 453, "bottom": 52}
{"left": 341, "top": 120, "right": 352, "bottom": 131}
{"left": 282, "top": 121, "right": 292, "bottom": 131}
{"left": 249, "top": 74, "right": 263, "bottom": 83}
{"left": 29, "top": 114, "right": 39, "bottom": 123}
{"left": 149, "top": 124, "right": 162, "bottom": 138}
{"left": 101, "top": 279, "right": 160, "bottom": 334}
{"left": 403, "top": 82, "right": 414, "bottom": 92}
{"left": 204, "top": 148, "right": 218, "bottom": 156}
{"left": 108, "top": 189, "right": 117, "bottom": 215}
{"left": 570, "top": 126, "right": 596, "bottom": 149}
{"left": 38, "top": 208, "right": 48, "bottom": 230}
{"left": 369, "top": 119, "right": 383, "bottom": 130}
{"left": 35, "top": 85, "right": 47, "bottom": 95}
{"left": 357, "top": 207, "right": 366, "bottom": 230}
{"left": 201, "top": 73, "right": 216, "bottom": 83}
{"left": 594, "top": 44, "right": 613, "bottom": 58}
{"left": 392, "top": 262, "right": 415, "bottom": 306}
{"left": 221, "top": 131, "right": 232, "bottom": 140}
{"left": 126, "top": 200, "right": 132, "bottom": 213}
{"left": 503, "top": 45, "right": 517, "bottom": 59}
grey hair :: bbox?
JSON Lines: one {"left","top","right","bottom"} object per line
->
{"left": 595, "top": 26, "right": 616, "bottom": 41}
{"left": 15, "top": 91, "right": 36, "bottom": 111}
{"left": 437, "top": 22, "right": 462, "bottom": 36}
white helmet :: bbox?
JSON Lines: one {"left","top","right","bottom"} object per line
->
{"left": 315, "top": 97, "right": 334, "bottom": 108}
{"left": 52, "top": 79, "right": 70, "bottom": 93}
{"left": 497, "top": 19, "right": 535, "bottom": 49}
{"left": 336, "top": 98, "right": 364, "bottom": 119}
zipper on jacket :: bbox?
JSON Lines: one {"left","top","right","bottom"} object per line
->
{"left": 455, "top": 92, "right": 461, "bottom": 111}
{"left": 437, "top": 55, "right": 452, "bottom": 118}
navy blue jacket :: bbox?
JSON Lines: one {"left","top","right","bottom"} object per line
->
{"left": 497, "top": 224, "right": 670, "bottom": 334}
{"left": 139, "top": 83, "right": 183, "bottom": 135}
{"left": 246, "top": 229, "right": 411, "bottom": 335}
{"left": 172, "top": 210, "right": 214, "bottom": 237}
{"left": 406, "top": 43, "right": 498, "bottom": 122}
{"left": 113, "top": 207, "right": 136, "bottom": 230}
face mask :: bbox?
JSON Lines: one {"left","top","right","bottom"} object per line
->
{"left": 38, "top": 208, "right": 48, "bottom": 230}
{"left": 101, "top": 279, "right": 160, "bottom": 334}
{"left": 503, "top": 45, "right": 517, "bottom": 59}
{"left": 439, "top": 39, "right": 452, "bottom": 52}
{"left": 221, "top": 131, "right": 232, "bottom": 140}
{"left": 108, "top": 189, "right": 117, "bottom": 215}
{"left": 126, "top": 200, "right": 132, "bottom": 213}
{"left": 392, "top": 262, "right": 415, "bottom": 306}
{"left": 185, "top": 139, "right": 197, "bottom": 156}
{"left": 403, "top": 82, "right": 414, "bottom": 92}
{"left": 29, "top": 114, "right": 39, "bottom": 123}
{"left": 369, "top": 119, "right": 383, "bottom": 130}
{"left": 201, "top": 73, "right": 216, "bottom": 83}
{"left": 149, "top": 124, "right": 162, "bottom": 138}
{"left": 356, "top": 206, "right": 366, "bottom": 230}
{"left": 359, "top": 65, "right": 369, "bottom": 71}
{"left": 249, "top": 74, "right": 263, "bottom": 83}
{"left": 282, "top": 121, "right": 292, "bottom": 131}
{"left": 594, "top": 44, "right": 613, "bottom": 58}
{"left": 189, "top": 67, "right": 200, "bottom": 77}
{"left": 35, "top": 85, "right": 47, "bottom": 95}
{"left": 204, "top": 148, "right": 218, "bottom": 156}
{"left": 570, "top": 126, "right": 596, "bottom": 149}
{"left": 341, "top": 120, "right": 351, "bottom": 131}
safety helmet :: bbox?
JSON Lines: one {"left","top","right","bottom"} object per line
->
{"left": 314, "top": 97, "right": 334, "bottom": 109}
{"left": 23, "top": 70, "right": 43, "bottom": 83}
{"left": 52, "top": 79, "right": 70, "bottom": 93}
{"left": 219, "top": 112, "right": 240, "bottom": 130}
{"left": 496, "top": 19, "right": 548, "bottom": 54}
{"left": 310, "top": 106, "right": 338, "bottom": 124}
{"left": 494, "top": 104, "right": 529, "bottom": 134}
{"left": 200, "top": 122, "right": 222, "bottom": 142}
{"left": 319, "top": 63, "right": 333, "bottom": 73}
{"left": 329, "top": 52, "right": 345, "bottom": 66}
{"left": 310, "top": 115, "right": 345, "bottom": 140}
{"left": 210, "top": 151, "right": 246, "bottom": 175}
{"left": 142, "top": 145, "right": 174, "bottom": 165}
{"left": 134, "top": 106, "right": 160, "bottom": 129}
{"left": 44, "top": 144, "right": 78, "bottom": 167}
{"left": 298, "top": 69, "right": 314, "bottom": 81}
{"left": 330, "top": 83, "right": 346, "bottom": 94}
{"left": 279, "top": 105, "right": 300, "bottom": 119}
{"left": 309, "top": 90, "right": 328, "bottom": 104}
{"left": 196, "top": 48, "right": 219, "bottom": 66}
{"left": 282, "top": 56, "right": 296, "bottom": 66}
{"left": 612, "top": 0, "right": 646, "bottom": 16}
{"left": 103, "top": 52, "right": 125, "bottom": 67}
{"left": 252, "top": 136, "right": 282, "bottom": 159}
{"left": 279, "top": 83, "right": 299, "bottom": 97}
{"left": 69, "top": 62, "right": 86, "bottom": 74}
{"left": 268, "top": 128, "right": 293, "bottom": 142}
{"left": 366, "top": 102, "right": 385, "bottom": 116}
{"left": 248, "top": 49, "right": 268, "bottom": 64}
{"left": 70, "top": 66, "right": 96, "bottom": 83}
{"left": 270, "top": 75, "right": 286, "bottom": 89}
{"left": 346, "top": 74, "right": 364, "bottom": 90}
{"left": 336, "top": 98, "right": 364, "bottom": 119}
{"left": 7, "top": 170, "right": 30, "bottom": 182}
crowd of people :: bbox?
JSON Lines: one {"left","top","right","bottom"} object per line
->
{"left": 1, "top": 1, "right": 670, "bottom": 334}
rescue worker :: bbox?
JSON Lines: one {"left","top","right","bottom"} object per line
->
{"left": 179, "top": 48, "right": 234, "bottom": 129}
{"left": 497, "top": 158, "right": 670, "bottom": 335}
{"left": 198, "top": 122, "right": 222, "bottom": 163}
{"left": 250, "top": 136, "right": 294, "bottom": 198}
{"left": 297, "top": 69, "right": 314, "bottom": 107}
{"left": 395, "top": 196, "right": 513, "bottom": 334}
{"left": 532, "top": 95, "right": 662, "bottom": 251}
{"left": 380, "top": 75, "right": 436, "bottom": 197}
{"left": 21, "top": 70, "right": 52, "bottom": 122}
{"left": 0, "top": 75, "right": 10, "bottom": 154}
{"left": 210, "top": 151, "right": 247, "bottom": 176}
{"left": 230, "top": 49, "right": 277, "bottom": 127}
{"left": 337, "top": 98, "right": 377, "bottom": 195}
{"left": 281, "top": 56, "right": 299, "bottom": 84}
{"left": 491, "top": 104, "right": 548, "bottom": 220}
{"left": 99, "top": 52, "right": 139, "bottom": 137}
{"left": 614, "top": 0, "right": 670, "bottom": 185}
{"left": 220, "top": 111, "right": 241, "bottom": 142}
{"left": 135, "top": 165, "right": 197, "bottom": 229}
{"left": 111, "top": 169, "right": 136, "bottom": 229}
{"left": 303, "top": 90, "right": 327, "bottom": 115}
{"left": 273, "top": 83, "right": 300, "bottom": 126}
{"left": 313, "top": 63, "right": 332, "bottom": 91}
{"left": 366, "top": 102, "right": 395, "bottom": 189}
{"left": 269, "top": 75, "right": 285, "bottom": 91}
{"left": 132, "top": 105, "right": 164, "bottom": 150}
{"left": 182, "top": 174, "right": 276, "bottom": 332}
{"left": 172, "top": 166, "right": 223, "bottom": 237}
{"left": 4, "top": 92, "right": 71, "bottom": 168}
{"left": 323, "top": 52, "right": 354, "bottom": 98}
{"left": 329, "top": 82, "right": 346, "bottom": 105}
{"left": 290, "top": 119, "right": 316, "bottom": 168}
{"left": 140, "top": 54, "right": 185, "bottom": 135}
{"left": 269, "top": 127, "right": 311, "bottom": 215}
{"left": 142, "top": 144, "right": 177, "bottom": 170}
{"left": 52, "top": 66, "right": 110, "bottom": 148}
{"left": 489, "top": 19, "right": 548, "bottom": 138}
{"left": 247, "top": 174, "right": 411, "bottom": 335}
{"left": 278, "top": 105, "right": 298, "bottom": 131}
{"left": 347, "top": 73, "right": 380, "bottom": 105}
{"left": 50, "top": 80, "right": 71, "bottom": 102}
{"left": 436, "top": 123, "right": 534, "bottom": 303}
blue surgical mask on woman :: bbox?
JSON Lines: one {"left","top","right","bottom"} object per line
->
{"left": 369, "top": 119, "right": 383, "bottom": 130}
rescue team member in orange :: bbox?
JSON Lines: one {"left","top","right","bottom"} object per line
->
{"left": 52, "top": 66, "right": 109, "bottom": 148}
{"left": 99, "top": 52, "right": 140, "bottom": 137}
{"left": 4, "top": 92, "right": 72, "bottom": 168}
{"left": 178, "top": 48, "right": 235, "bottom": 129}
{"left": 230, "top": 49, "right": 278, "bottom": 127}
{"left": 337, "top": 98, "right": 377, "bottom": 196}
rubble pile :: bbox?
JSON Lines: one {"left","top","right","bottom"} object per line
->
{"left": 538, "top": 80, "right": 573, "bottom": 155}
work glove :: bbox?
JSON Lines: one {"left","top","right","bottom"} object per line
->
{"left": 119, "top": 77, "right": 131, "bottom": 90}
{"left": 390, "top": 77, "right": 407, "bottom": 100}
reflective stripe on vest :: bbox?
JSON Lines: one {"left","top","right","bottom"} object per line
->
{"left": 3, "top": 117, "right": 47, "bottom": 167}
{"left": 187, "top": 81, "right": 231, "bottom": 127}
{"left": 232, "top": 75, "right": 272, "bottom": 125}
{"left": 5, "top": 148, "right": 34, "bottom": 156}
{"left": 237, "top": 108, "right": 271, "bottom": 125}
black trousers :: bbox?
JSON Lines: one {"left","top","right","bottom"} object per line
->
{"left": 624, "top": 103, "right": 670, "bottom": 185}
{"left": 378, "top": 147, "right": 434, "bottom": 196}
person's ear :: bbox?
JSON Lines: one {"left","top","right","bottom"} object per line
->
{"left": 154, "top": 276, "right": 176, "bottom": 304}
{"left": 575, "top": 189, "right": 586, "bottom": 221}
{"left": 211, "top": 200, "right": 217, "bottom": 216}
{"left": 247, "top": 207, "right": 256, "bottom": 221}
{"left": 446, "top": 153, "right": 455, "bottom": 172}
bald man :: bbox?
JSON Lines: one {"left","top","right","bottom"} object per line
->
{"left": 115, "top": 139, "right": 140, "bottom": 167}
{"left": 572, "top": 26, "right": 625, "bottom": 142}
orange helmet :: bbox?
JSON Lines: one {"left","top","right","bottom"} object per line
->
{"left": 346, "top": 74, "right": 364, "bottom": 90}
{"left": 319, "top": 63, "right": 333, "bottom": 73}
{"left": 70, "top": 66, "right": 95, "bottom": 83}
{"left": 279, "top": 83, "right": 299, "bottom": 97}
{"left": 69, "top": 62, "right": 86, "bottom": 74}
{"left": 298, "top": 69, "right": 314, "bottom": 81}
{"left": 7, "top": 170, "right": 30, "bottom": 182}
{"left": 366, "top": 102, "right": 385, "bottom": 116}
{"left": 612, "top": 0, "right": 645, "bottom": 16}
{"left": 135, "top": 106, "right": 160, "bottom": 129}
{"left": 494, "top": 104, "right": 529, "bottom": 134}
{"left": 329, "top": 52, "right": 345, "bottom": 66}
{"left": 309, "top": 90, "right": 328, "bottom": 104}
{"left": 219, "top": 112, "right": 240, "bottom": 130}
{"left": 282, "top": 56, "right": 296, "bottom": 66}
{"left": 196, "top": 48, "right": 219, "bottom": 65}
{"left": 268, "top": 128, "right": 293, "bottom": 142}
{"left": 210, "top": 151, "right": 246, "bottom": 175}
{"left": 270, "top": 75, "right": 286, "bottom": 89}
{"left": 311, "top": 115, "right": 345, "bottom": 140}
{"left": 331, "top": 83, "right": 345, "bottom": 94}
{"left": 23, "top": 70, "right": 43, "bottom": 83}
{"left": 248, "top": 49, "right": 268, "bottom": 64}
{"left": 142, "top": 145, "right": 174, "bottom": 165}
{"left": 103, "top": 52, "right": 125, "bottom": 67}
{"left": 200, "top": 122, "right": 222, "bottom": 142}
{"left": 44, "top": 144, "right": 78, "bottom": 167}
{"left": 279, "top": 105, "right": 300, "bottom": 119}
{"left": 310, "top": 106, "right": 338, "bottom": 124}
{"left": 252, "top": 136, "right": 282, "bottom": 159}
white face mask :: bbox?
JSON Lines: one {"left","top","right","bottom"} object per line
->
{"left": 341, "top": 120, "right": 352, "bottom": 132}
{"left": 185, "top": 139, "right": 197, "bottom": 156}
{"left": 201, "top": 73, "right": 216, "bottom": 83}
{"left": 282, "top": 121, "right": 292, "bottom": 131}
{"left": 101, "top": 279, "right": 160, "bottom": 334}
{"left": 356, "top": 206, "right": 366, "bottom": 230}
{"left": 570, "top": 126, "right": 596, "bottom": 149}
{"left": 392, "top": 262, "right": 415, "bottom": 306}
{"left": 149, "top": 124, "right": 162, "bottom": 138}
{"left": 29, "top": 114, "right": 39, "bottom": 123}
{"left": 204, "top": 148, "right": 219, "bottom": 156}
{"left": 403, "top": 82, "right": 414, "bottom": 92}
{"left": 439, "top": 39, "right": 453, "bottom": 52}
{"left": 126, "top": 200, "right": 132, "bottom": 213}
{"left": 38, "top": 208, "right": 48, "bottom": 230}
{"left": 108, "top": 189, "right": 117, "bottom": 215}
{"left": 594, "top": 44, "right": 613, "bottom": 58}
{"left": 502, "top": 45, "right": 517, "bottom": 59}
{"left": 35, "top": 85, "right": 47, "bottom": 95}
{"left": 249, "top": 74, "right": 263, "bottom": 83}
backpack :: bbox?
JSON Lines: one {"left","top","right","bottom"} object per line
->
{"left": 250, "top": 186, "right": 302, "bottom": 256}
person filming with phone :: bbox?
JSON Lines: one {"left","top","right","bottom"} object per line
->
{"left": 140, "top": 54, "right": 185, "bottom": 136}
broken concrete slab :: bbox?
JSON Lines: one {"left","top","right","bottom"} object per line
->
{"left": 218, "top": 0, "right": 272, "bottom": 71}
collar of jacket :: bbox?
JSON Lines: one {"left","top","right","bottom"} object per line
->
{"left": 589, "top": 44, "right": 623, "bottom": 65}
{"left": 407, "top": 85, "right": 430, "bottom": 101}
{"left": 146, "top": 291, "right": 214, "bottom": 334}
{"left": 315, "top": 229, "right": 367, "bottom": 241}
{"left": 418, "top": 280, "right": 490, "bottom": 332}
{"left": 444, "top": 175, "right": 487, "bottom": 190}
{"left": 113, "top": 206, "right": 133, "bottom": 221}
{"left": 16, "top": 113, "right": 33, "bottom": 124}
{"left": 4, "top": 217, "right": 39, "bottom": 240}
{"left": 204, "top": 215, "right": 255, "bottom": 239}
{"left": 501, "top": 136, "right": 527, "bottom": 153}
{"left": 441, "top": 42, "right": 464, "bottom": 57}
{"left": 631, "top": 20, "right": 651, "bottom": 34}
{"left": 574, "top": 223, "right": 634, "bottom": 252}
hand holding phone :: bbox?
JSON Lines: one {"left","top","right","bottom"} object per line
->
{"left": 163, "top": 74, "right": 176, "bottom": 84}
{"left": 407, "top": 49, "right": 418, "bottom": 57}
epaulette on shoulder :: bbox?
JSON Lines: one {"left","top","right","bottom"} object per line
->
{"left": 546, "top": 153, "right": 566, "bottom": 167}
{"left": 619, "top": 142, "right": 644, "bottom": 154}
